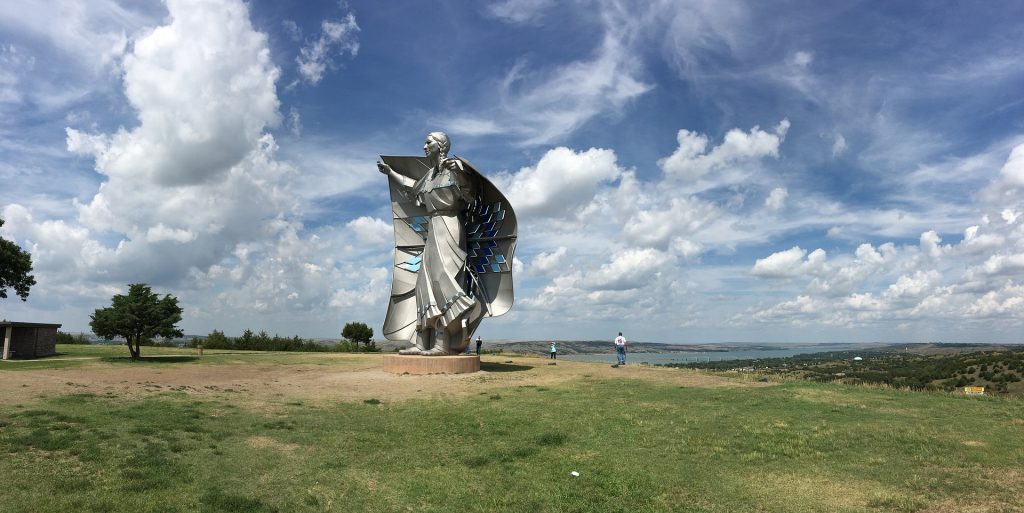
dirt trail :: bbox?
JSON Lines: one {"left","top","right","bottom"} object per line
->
{"left": 0, "top": 354, "right": 771, "bottom": 407}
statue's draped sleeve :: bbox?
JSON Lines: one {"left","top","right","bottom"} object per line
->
{"left": 459, "top": 157, "right": 517, "bottom": 317}
{"left": 380, "top": 156, "right": 431, "bottom": 341}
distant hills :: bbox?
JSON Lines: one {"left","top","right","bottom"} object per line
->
{"left": 462, "top": 340, "right": 798, "bottom": 355}
{"left": 64, "top": 331, "right": 1016, "bottom": 357}
{"left": 373, "top": 338, "right": 794, "bottom": 355}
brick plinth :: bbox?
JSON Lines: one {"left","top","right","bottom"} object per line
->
{"left": 382, "top": 354, "right": 481, "bottom": 374}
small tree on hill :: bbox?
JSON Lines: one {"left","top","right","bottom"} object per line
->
{"left": 342, "top": 322, "right": 373, "bottom": 350}
{"left": 201, "top": 329, "right": 231, "bottom": 349}
{"left": 90, "top": 283, "right": 183, "bottom": 359}
{"left": 0, "top": 218, "right": 36, "bottom": 301}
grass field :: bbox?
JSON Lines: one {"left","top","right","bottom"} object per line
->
{"left": 2, "top": 346, "right": 1023, "bottom": 512}
{"left": 0, "top": 344, "right": 366, "bottom": 371}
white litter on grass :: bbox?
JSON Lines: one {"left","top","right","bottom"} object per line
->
{"left": 570, "top": 471, "right": 580, "bottom": 477}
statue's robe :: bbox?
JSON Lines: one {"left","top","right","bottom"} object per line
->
{"left": 380, "top": 155, "right": 517, "bottom": 350}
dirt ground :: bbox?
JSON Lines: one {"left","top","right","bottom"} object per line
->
{"left": 0, "top": 354, "right": 771, "bottom": 408}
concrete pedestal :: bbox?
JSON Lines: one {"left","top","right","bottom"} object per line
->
{"left": 383, "top": 354, "right": 480, "bottom": 374}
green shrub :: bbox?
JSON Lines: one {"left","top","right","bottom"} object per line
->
{"left": 56, "top": 331, "right": 91, "bottom": 345}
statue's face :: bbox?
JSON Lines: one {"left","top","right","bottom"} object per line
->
{"left": 424, "top": 137, "right": 441, "bottom": 158}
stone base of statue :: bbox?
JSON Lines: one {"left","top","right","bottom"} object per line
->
{"left": 383, "top": 354, "right": 480, "bottom": 374}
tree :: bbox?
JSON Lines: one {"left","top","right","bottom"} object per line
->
{"left": 341, "top": 322, "right": 373, "bottom": 349}
{"left": 200, "top": 329, "right": 231, "bottom": 349}
{"left": 0, "top": 218, "right": 36, "bottom": 301}
{"left": 90, "top": 284, "right": 183, "bottom": 359}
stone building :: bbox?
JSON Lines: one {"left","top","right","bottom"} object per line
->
{"left": 1, "top": 322, "right": 61, "bottom": 360}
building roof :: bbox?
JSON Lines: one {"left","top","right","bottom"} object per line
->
{"left": 0, "top": 322, "right": 63, "bottom": 328}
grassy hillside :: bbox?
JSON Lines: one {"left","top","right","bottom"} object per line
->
{"left": 674, "top": 345, "right": 1024, "bottom": 396}
{"left": 2, "top": 349, "right": 1023, "bottom": 512}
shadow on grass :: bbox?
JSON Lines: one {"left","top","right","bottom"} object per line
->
{"left": 481, "top": 362, "right": 532, "bottom": 372}
{"left": 20, "top": 352, "right": 75, "bottom": 360}
{"left": 101, "top": 356, "right": 199, "bottom": 364}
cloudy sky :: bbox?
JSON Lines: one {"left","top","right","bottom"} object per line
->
{"left": 2, "top": 0, "right": 1023, "bottom": 343}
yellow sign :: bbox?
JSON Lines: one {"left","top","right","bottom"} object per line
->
{"left": 964, "top": 386, "right": 985, "bottom": 395}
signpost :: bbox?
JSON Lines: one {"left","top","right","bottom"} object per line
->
{"left": 964, "top": 386, "right": 985, "bottom": 396}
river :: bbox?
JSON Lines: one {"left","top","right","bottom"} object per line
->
{"left": 558, "top": 343, "right": 873, "bottom": 365}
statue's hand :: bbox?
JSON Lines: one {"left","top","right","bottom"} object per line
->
{"left": 442, "top": 157, "right": 463, "bottom": 171}
{"left": 377, "top": 160, "right": 392, "bottom": 175}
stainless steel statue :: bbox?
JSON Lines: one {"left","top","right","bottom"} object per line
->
{"left": 377, "top": 132, "right": 517, "bottom": 355}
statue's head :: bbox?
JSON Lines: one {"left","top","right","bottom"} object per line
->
{"left": 424, "top": 131, "right": 450, "bottom": 159}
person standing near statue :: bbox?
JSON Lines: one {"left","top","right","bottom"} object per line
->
{"left": 476, "top": 335, "right": 482, "bottom": 355}
{"left": 549, "top": 342, "right": 557, "bottom": 360}
{"left": 614, "top": 332, "right": 627, "bottom": 365}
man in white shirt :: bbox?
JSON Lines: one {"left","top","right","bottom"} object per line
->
{"left": 614, "top": 332, "right": 627, "bottom": 365}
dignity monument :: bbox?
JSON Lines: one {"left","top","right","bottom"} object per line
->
{"left": 377, "top": 132, "right": 517, "bottom": 356}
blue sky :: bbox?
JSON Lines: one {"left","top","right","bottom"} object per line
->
{"left": 2, "top": 0, "right": 1023, "bottom": 343}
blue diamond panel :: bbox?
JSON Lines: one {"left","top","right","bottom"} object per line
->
{"left": 471, "top": 253, "right": 509, "bottom": 274}
{"left": 405, "top": 216, "right": 429, "bottom": 238}
{"left": 397, "top": 255, "right": 422, "bottom": 272}
{"left": 466, "top": 199, "right": 510, "bottom": 274}
{"left": 467, "top": 200, "right": 505, "bottom": 241}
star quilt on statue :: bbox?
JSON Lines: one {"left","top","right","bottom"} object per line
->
{"left": 379, "top": 155, "right": 517, "bottom": 341}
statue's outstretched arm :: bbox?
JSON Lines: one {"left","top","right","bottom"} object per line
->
{"left": 377, "top": 160, "right": 415, "bottom": 189}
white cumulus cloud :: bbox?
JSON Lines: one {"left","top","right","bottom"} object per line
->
{"left": 751, "top": 246, "right": 825, "bottom": 278}
{"left": 496, "top": 146, "right": 624, "bottom": 218}
{"left": 530, "top": 247, "right": 567, "bottom": 277}
{"left": 68, "top": 0, "right": 281, "bottom": 187}
{"left": 659, "top": 120, "right": 789, "bottom": 182}
{"left": 765, "top": 187, "right": 788, "bottom": 211}
{"left": 622, "top": 196, "right": 718, "bottom": 249}
{"left": 999, "top": 143, "right": 1024, "bottom": 186}
{"left": 346, "top": 216, "right": 391, "bottom": 246}
{"left": 5, "top": 0, "right": 315, "bottom": 310}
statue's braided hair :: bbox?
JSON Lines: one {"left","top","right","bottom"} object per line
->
{"left": 427, "top": 131, "right": 450, "bottom": 158}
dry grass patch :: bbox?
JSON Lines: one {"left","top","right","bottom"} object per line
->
{"left": 246, "top": 435, "right": 299, "bottom": 452}
{"left": 749, "top": 471, "right": 918, "bottom": 512}
{"left": 1, "top": 352, "right": 774, "bottom": 409}
{"left": 473, "top": 354, "right": 778, "bottom": 390}
{"left": 916, "top": 500, "right": 1024, "bottom": 513}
